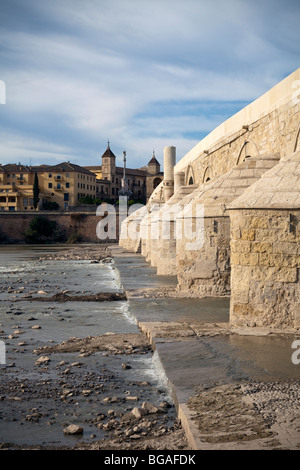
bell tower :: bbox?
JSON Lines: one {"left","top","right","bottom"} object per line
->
{"left": 101, "top": 141, "right": 116, "bottom": 181}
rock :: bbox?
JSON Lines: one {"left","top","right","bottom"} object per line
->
{"left": 126, "top": 396, "right": 139, "bottom": 402}
{"left": 35, "top": 356, "right": 50, "bottom": 366}
{"left": 31, "top": 325, "right": 41, "bottom": 330}
{"left": 122, "top": 363, "right": 132, "bottom": 369}
{"left": 102, "top": 396, "right": 119, "bottom": 403}
{"left": 63, "top": 424, "right": 83, "bottom": 435}
{"left": 159, "top": 401, "right": 172, "bottom": 409}
{"left": 37, "top": 290, "right": 47, "bottom": 295}
{"left": 131, "top": 407, "right": 147, "bottom": 419}
{"left": 142, "top": 401, "right": 161, "bottom": 414}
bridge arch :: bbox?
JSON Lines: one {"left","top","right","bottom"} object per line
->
{"left": 236, "top": 140, "right": 260, "bottom": 166}
{"left": 186, "top": 164, "right": 196, "bottom": 185}
{"left": 202, "top": 166, "right": 211, "bottom": 183}
{"left": 153, "top": 177, "right": 162, "bottom": 189}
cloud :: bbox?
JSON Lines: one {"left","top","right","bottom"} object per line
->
{"left": 0, "top": 0, "right": 299, "bottom": 169}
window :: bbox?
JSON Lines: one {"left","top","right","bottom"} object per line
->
{"left": 0, "top": 196, "right": 6, "bottom": 203}
{"left": 56, "top": 174, "right": 61, "bottom": 180}
{"left": 64, "top": 193, "right": 69, "bottom": 202}
{"left": 49, "top": 173, "right": 52, "bottom": 178}
{"left": 57, "top": 183, "right": 61, "bottom": 189}
{"left": 66, "top": 173, "right": 69, "bottom": 178}
{"left": 66, "top": 182, "right": 70, "bottom": 188}
{"left": 8, "top": 197, "right": 16, "bottom": 203}
{"left": 48, "top": 183, "right": 52, "bottom": 188}
{"left": 8, "top": 206, "right": 15, "bottom": 211}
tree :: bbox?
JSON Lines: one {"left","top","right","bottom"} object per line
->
{"left": 24, "top": 215, "right": 66, "bottom": 243}
{"left": 33, "top": 172, "right": 40, "bottom": 209}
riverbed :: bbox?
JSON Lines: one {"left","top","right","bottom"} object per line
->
{"left": 0, "top": 244, "right": 187, "bottom": 449}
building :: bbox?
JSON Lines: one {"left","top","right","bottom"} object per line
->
{"left": 0, "top": 162, "right": 97, "bottom": 211}
{"left": 0, "top": 144, "right": 163, "bottom": 211}
{"left": 84, "top": 142, "right": 163, "bottom": 203}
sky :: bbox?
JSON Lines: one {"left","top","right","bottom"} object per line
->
{"left": 0, "top": 0, "right": 299, "bottom": 170}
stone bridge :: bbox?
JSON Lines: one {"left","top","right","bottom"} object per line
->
{"left": 120, "top": 68, "right": 300, "bottom": 330}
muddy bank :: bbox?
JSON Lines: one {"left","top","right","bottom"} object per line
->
{"left": 34, "top": 332, "right": 151, "bottom": 356}
{"left": 9, "top": 291, "right": 127, "bottom": 303}
{"left": 38, "top": 244, "right": 113, "bottom": 262}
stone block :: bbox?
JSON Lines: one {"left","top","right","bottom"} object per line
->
{"left": 239, "top": 252, "right": 259, "bottom": 266}
{"left": 273, "top": 242, "right": 300, "bottom": 255}
{"left": 255, "top": 229, "right": 278, "bottom": 242}
{"left": 274, "top": 267, "right": 298, "bottom": 283}
{"left": 259, "top": 253, "right": 284, "bottom": 267}
{"left": 249, "top": 217, "right": 269, "bottom": 229}
{"left": 251, "top": 242, "right": 273, "bottom": 253}
{"left": 193, "top": 260, "right": 216, "bottom": 279}
{"left": 240, "top": 229, "right": 256, "bottom": 241}
{"left": 231, "top": 240, "right": 251, "bottom": 253}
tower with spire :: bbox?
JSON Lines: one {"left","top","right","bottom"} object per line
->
{"left": 147, "top": 151, "right": 161, "bottom": 175}
{"left": 101, "top": 141, "right": 116, "bottom": 181}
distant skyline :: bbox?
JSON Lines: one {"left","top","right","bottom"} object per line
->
{"left": 0, "top": 0, "right": 299, "bottom": 170}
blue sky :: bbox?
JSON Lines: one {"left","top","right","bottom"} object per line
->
{"left": 0, "top": 0, "right": 299, "bottom": 169}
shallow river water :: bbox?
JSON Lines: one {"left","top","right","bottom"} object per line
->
{"left": 0, "top": 244, "right": 299, "bottom": 448}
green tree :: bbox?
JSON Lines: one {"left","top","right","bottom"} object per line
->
{"left": 24, "top": 215, "right": 66, "bottom": 243}
{"left": 33, "top": 172, "right": 40, "bottom": 209}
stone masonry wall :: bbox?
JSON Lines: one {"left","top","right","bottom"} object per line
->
{"left": 178, "top": 99, "right": 300, "bottom": 187}
{"left": 176, "top": 216, "right": 231, "bottom": 297}
{"left": 229, "top": 209, "right": 300, "bottom": 329}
